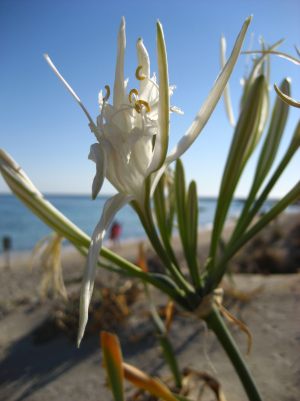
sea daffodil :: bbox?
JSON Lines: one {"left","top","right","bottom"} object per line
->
{"left": 45, "top": 16, "right": 251, "bottom": 345}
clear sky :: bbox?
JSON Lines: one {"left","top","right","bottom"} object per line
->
{"left": 0, "top": 0, "right": 299, "bottom": 198}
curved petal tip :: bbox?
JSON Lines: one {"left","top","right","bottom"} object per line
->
{"left": 77, "top": 193, "right": 132, "bottom": 347}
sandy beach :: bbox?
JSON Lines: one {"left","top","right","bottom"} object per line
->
{"left": 0, "top": 213, "right": 299, "bottom": 401}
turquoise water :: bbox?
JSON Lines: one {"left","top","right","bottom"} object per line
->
{"left": 0, "top": 193, "right": 283, "bottom": 251}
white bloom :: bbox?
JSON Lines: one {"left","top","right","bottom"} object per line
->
{"left": 44, "top": 16, "right": 251, "bottom": 346}
{"left": 91, "top": 23, "right": 168, "bottom": 204}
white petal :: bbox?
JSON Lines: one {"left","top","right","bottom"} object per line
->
{"left": 136, "top": 38, "right": 150, "bottom": 92}
{"left": 220, "top": 36, "right": 236, "bottom": 127}
{"left": 147, "top": 21, "right": 169, "bottom": 175}
{"left": 98, "top": 90, "right": 104, "bottom": 108}
{"left": 170, "top": 105, "right": 184, "bottom": 115}
{"left": 77, "top": 193, "right": 133, "bottom": 347}
{"left": 88, "top": 143, "right": 107, "bottom": 199}
{"left": 166, "top": 16, "right": 251, "bottom": 164}
{"left": 113, "top": 17, "right": 126, "bottom": 108}
{"left": 44, "top": 54, "right": 96, "bottom": 129}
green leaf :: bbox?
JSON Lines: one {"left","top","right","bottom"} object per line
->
{"left": 219, "top": 180, "right": 300, "bottom": 278}
{"left": 231, "top": 119, "right": 300, "bottom": 244}
{"left": 175, "top": 161, "right": 201, "bottom": 289}
{"left": 242, "top": 49, "right": 300, "bottom": 65}
{"left": 153, "top": 174, "right": 169, "bottom": 240}
{"left": 209, "top": 74, "right": 268, "bottom": 263}
{"left": 144, "top": 284, "right": 182, "bottom": 388}
{"left": 274, "top": 83, "right": 300, "bottom": 108}
{"left": 166, "top": 16, "right": 252, "bottom": 165}
{"left": 153, "top": 171, "right": 176, "bottom": 242}
{"left": 211, "top": 120, "right": 300, "bottom": 288}
{"left": 148, "top": 21, "right": 169, "bottom": 173}
{"left": 253, "top": 78, "right": 290, "bottom": 189}
{"left": 165, "top": 171, "right": 176, "bottom": 237}
{"left": 220, "top": 35, "right": 235, "bottom": 127}
{"left": 101, "top": 332, "right": 125, "bottom": 401}
{"left": 187, "top": 181, "right": 198, "bottom": 258}
{"left": 186, "top": 181, "right": 201, "bottom": 288}
{"left": 249, "top": 119, "right": 300, "bottom": 213}
{"left": 240, "top": 38, "right": 283, "bottom": 109}
{"left": 0, "top": 150, "right": 185, "bottom": 303}
{"left": 175, "top": 159, "right": 187, "bottom": 246}
{"left": 157, "top": 20, "right": 169, "bottom": 167}
{"left": 231, "top": 78, "right": 291, "bottom": 240}
{"left": 153, "top": 173, "right": 180, "bottom": 270}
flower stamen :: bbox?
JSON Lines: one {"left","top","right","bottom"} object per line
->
{"left": 103, "top": 85, "right": 111, "bottom": 102}
{"left": 128, "top": 88, "right": 151, "bottom": 114}
{"left": 135, "top": 65, "right": 146, "bottom": 81}
{"left": 135, "top": 100, "right": 151, "bottom": 113}
{"left": 128, "top": 88, "right": 139, "bottom": 103}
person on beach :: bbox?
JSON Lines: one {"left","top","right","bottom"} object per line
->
{"left": 109, "top": 221, "right": 122, "bottom": 248}
{"left": 2, "top": 236, "right": 12, "bottom": 269}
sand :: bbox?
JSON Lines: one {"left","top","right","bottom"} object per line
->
{"left": 0, "top": 214, "right": 299, "bottom": 401}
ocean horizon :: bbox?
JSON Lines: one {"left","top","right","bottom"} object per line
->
{"left": 0, "top": 193, "right": 297, "bottom": 252}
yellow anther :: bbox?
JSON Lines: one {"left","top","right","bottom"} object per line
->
{"left": 135, "top": 100, "right": 151, "bottom": 113}
{"left": 134, "top": 102, "right": 142, "bottom": 113}
{"left": 135, "top": 65, "right": 146, "bottom": 81}
{"left": 128, "top": 88, "right": 139, "bottom": 104}
{"left": 103, "top": 85, "right": 110, "bottom": 102}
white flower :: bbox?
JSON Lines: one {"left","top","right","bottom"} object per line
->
{"left": 91, "top": 21, "right": 172, "bottom": 205}
{"left": 44, "top": 16, "right": 251, "bottom": 346}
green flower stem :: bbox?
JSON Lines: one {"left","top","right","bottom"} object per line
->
{"left": 205, "top": 306, "right": 263, "bottom": 401}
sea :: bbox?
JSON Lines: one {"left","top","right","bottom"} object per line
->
{"left": 0, "top": 194, "right": 298, "bottom": 252}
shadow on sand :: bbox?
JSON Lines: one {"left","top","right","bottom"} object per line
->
{"left": 0, "top": 310, "right": 203, "bottom": 401}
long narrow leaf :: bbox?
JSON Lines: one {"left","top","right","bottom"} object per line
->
{"left": 209, "top": 75, "right": 268, "bottom": 263}
{"left": 242, "top": 50, "right": 300, "bottom": 65}
{"left": 0, "top": 150, "right": 184, "bottom": 301}
{"left": 166, "top": 173, "right": 176, "bottom": 237}
{"left": 211, "top": 180, "right": 300, "bottom": 289}
{"left": 123, "top": 363, "right": 179, "bottom": 401}
{"left": 227, "top": 182, "right": 300, "bottom": 267}
{"left": 175, "top": 159, "right": 187, "bottom": 247}
{"left": 220, "top": 36, "right": 235, "bottom": 126}
{"left": 186, "top": 181, "right": 201, "bottom": 288}
{"left": 144, "top": 285, "right": 182, "bottom": 388}
{"left": 174, "top": 161, "right": 201, "bottom": 288}
{"left": 187, "top": 181, "right": 198, "bottom": 257}
{"left": 230, "top": 78, "right": 291, "bottom": 240}
{"left": 253, "top": 78, "right": 291, "bottom": 188}
{"left": 153, "top": 173, "right": 180, "bottom": 269}
{"left": 101, "top": 332, "right": 125, "bottom": 401}
{"left": 148, "top": 21, "right": 169, "bottom": 173}
{"left": 166, "top": 16, "right": 252, "bottom": 164}
{"left": 230, "top": 119, "right": 300, "bottom": 244}
{"left": 240, "top": 38, "right": 284, "bottom": 109}
{"left": 274, "top": 84, "right": 300, "bottom": 108}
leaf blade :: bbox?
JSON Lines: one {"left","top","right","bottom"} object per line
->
{"left": 101, "top": 332, "right": 125, "bottom": 401}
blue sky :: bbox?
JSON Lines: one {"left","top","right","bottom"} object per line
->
{"left": 0, "top": 0, "right": 299, "bottom": 197}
